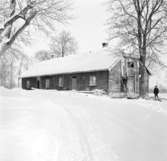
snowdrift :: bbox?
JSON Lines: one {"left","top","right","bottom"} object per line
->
{"left": 0, "top": 88, "right": 167, "bottom": 161}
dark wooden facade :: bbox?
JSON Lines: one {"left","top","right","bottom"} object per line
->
{"left": 22, "top": 59, "right": 150, "bottom": 97}
{"left": 22, "top": 70, "right": 110, "bottom": 92}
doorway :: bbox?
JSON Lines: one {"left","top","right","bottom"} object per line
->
{"left": 37, "top": 77, "right": 41, "bottom": 89}
{"left": 127, "top": 76, "right": 135, "bottom": 94}
{"left": 37, "top": 80, "right": 40, "bottom": 88}
{"left": 72, "top": 76, "right": 77, "bottom": 90}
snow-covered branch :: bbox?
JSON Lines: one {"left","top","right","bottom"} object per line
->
{"left": 0, "top": 0, "right": 72, "bottom": 57}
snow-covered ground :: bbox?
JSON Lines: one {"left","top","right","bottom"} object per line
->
{"left": 0, "top": 88, "right": 167, "bottom": 161}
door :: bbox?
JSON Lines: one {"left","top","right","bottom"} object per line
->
{"left": 37, "top": 77, "right": 41, "bottom": 89}
{"left": 127, "top": 76, "right": 135, "bottom": 96}
{"left": 37, "top": 80, "right": 40, "bottom": 88}
{"left": 72, "top": 76, "right": 77, "bottom": 90}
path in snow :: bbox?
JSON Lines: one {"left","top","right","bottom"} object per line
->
{"left": 0, "top": 89, "right": 167, "bottom": 161}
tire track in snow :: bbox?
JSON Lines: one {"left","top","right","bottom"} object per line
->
{"left": 49, "top": 96, "right": 157, "bottom": 161}
{"left": 56, "top": 103, "right": 94, "bottom": 161}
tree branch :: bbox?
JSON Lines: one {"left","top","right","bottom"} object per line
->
{"left": 7, "top": 11, "right": 37, "bottom": 46}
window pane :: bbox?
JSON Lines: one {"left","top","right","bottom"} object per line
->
{"left": 128, "top": 62, "right": 134, "bottom": 68}
{"left": 89, "top": 75, "right": 96, "bottom": 86}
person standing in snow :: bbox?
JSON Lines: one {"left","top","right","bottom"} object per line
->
{"left": 153, "top": 85, "right": 159, "bottom": 100}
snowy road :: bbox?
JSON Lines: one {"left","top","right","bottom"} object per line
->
{"left": 0, "top": 88, "right": 167, "bottom": 161}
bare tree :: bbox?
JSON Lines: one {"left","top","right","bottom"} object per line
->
{"left": 17, "top": 53, "right": 30, "bottom": 88}
{"left": 0, "top": 0, "right": 72, "bottom": 57}
{"left": 50, "top": 30, "right": 78, "bottom": 57}
{"left": 107, "top": 0, "right": 167, "bottom": 96}
{"left": 34, "top": 50, "right": 52, "bottom": 61}
{"left": 0, "top": 47, "right": 29, "bottom": 88}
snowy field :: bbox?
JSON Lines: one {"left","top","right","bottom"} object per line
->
{"left": 0, "top": 88, "right": 167, "bottom": 161}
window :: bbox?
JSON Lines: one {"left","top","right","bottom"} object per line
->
{"left": 26, "top": 80, "right": 30, "bottom": 89}
{"left": 89, "top": 75, "right": 96, "bottom": 86}
{"left": 58, "top": 76, "right": 63, "bottom": 87}
{"left": 128, "top": 62, "right": 134, "bottom": 68}
{"left": 45, "top": 79, "right": 50, "bottom": 89}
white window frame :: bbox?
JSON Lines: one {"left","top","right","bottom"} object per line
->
{"left": 58, "top": 76, "right": 63, "bottom": 87}
{"left": 89, "top": 75, "right": 96, "bottom": 86}
{"left": 45, "top": 79, "right": 50, "bottom": 89}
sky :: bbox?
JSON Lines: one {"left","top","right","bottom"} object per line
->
{"left": 68, "top": 0, "right": 108, "bottom": 52}
{"left": 23, "top": 0, "right": 108, "bottom": 56}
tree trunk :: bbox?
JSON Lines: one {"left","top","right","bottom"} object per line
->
{"left": 0, "top": 43, "right": 10, "bottom": 58}
{"left": 139, "top": 48, "right": 147, "bottom": 97}
{"left": 139, "top": 65, "right": 147, "bottom": 97}
{"left": 10, "top": 57, "right": 14, "bottom": 89}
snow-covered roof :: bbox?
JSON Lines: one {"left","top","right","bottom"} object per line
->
{"left": 21, "top": 49, "right": 120, "bottom": 78}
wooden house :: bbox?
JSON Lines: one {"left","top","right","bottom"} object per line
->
{"left": 21, "top": 49, "right": 151, "bottom": 97}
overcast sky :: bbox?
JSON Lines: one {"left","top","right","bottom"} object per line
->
{"left": 24, "top": 0, "right": 108, "bottom": 56}
{"left": 68, "top": 0, "right": 108, "bottom": 52}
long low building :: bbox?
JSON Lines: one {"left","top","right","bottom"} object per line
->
{"left": 21, "top": 49, "right": 151, "bottom": 97}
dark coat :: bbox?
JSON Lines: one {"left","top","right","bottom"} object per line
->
{"left": 154, "top": 87, "right": 159, "bottom": 95}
